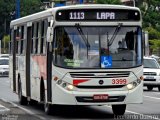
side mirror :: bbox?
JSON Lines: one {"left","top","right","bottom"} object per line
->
{"left": 47, "top": 27, "right": 53, "bottom": 42}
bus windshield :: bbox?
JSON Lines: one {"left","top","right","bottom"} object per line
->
{"left": 54, "top": 26, "right": 142, "bottom": 69}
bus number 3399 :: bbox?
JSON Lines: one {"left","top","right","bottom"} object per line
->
{"left": 112, "top": 79, "right": 127, "bottom": 84}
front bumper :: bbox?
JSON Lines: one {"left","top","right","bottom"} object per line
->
{"left": 52, "top": 83, "right": 143, "bottom": 105}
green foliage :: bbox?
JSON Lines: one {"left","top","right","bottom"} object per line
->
{"left": 0, "top": 0, "right": 44, "bottom": 52}
{"left": 144, "top": 27, "right": 160, "bottom": 40}
{"left": 0, "top": 0, "right": 15, "bottom": 38}
{"left": 96, "top": 0, "right": 121, "bottom": 4}
{"left": 139, "top": 0, "right": 160, "bottom": 55}
{"left": 21, "top": 0, "right": 43, "bottom": 17}
{"left": 2, "top": 35, "right": 10, "bottom": 53}
{"left": 149, "top": 39, "right": 160, "bottom": 54}
{"left": 0, "top": 0, "right": 44, "bottom": 53}
{"left": 140, "top": 0, "right": 160, "bottom": 33}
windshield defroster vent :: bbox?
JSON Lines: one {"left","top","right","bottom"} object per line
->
{"left": 70, "top": 71, "right": 130, "bottom": 78}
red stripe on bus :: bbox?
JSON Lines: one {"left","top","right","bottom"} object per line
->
{"left": 73, "top": 79, "right": 89, "bottom": 86}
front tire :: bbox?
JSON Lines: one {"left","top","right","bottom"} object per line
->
{"left": 112, "top": 104, "right": 126, "bottom": 115}
{"left": 147, "top": 86, "right": 153, "bottom": 91}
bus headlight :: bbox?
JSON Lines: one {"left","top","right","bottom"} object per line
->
{"left": 127, "top": 84, "right": 134, "bottom": 90}
{"left": 57, "top": 80, "right": 75, "bottom": 91}
{"left": 126, "top": 79, "right": 141, "bottom": 90}
{"left": 67, "top": 84, "right": 74, "bottom": 91}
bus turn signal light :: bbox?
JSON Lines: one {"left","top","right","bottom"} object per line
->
{"left": 53, "top": 76, "right": 59, "bottom": 81}
{"left": 140, "top": 76, "right": 144, "bottom": 80}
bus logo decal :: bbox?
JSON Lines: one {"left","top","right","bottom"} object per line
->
{"left": 99, "top": 80, "right": 104, "bottom": 85}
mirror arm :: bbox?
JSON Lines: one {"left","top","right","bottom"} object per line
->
{"left": 49, "top": 42, "right": 52, "bottom": 52}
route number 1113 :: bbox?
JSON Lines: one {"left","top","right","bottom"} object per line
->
{"left": 69, "top": 12, "right": 85, "bottom": 20}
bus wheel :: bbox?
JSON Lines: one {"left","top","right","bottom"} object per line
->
{"left": 44, "top": 92, "right": 52, "bottom": 115}
{"left": 112, "top": 104, "right": 126, "bottom": 115}
{"left": 147, "top": 86, "right": 153, "bottom": 91}
{"left": 18, "top": 82, "right": 28, "bottom": 105}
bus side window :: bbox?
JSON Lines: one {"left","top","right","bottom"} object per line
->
{"left": 32, "top": 22, "right": 37, "bottom": 54}
{"left": 20, "top": 26, "right": 24, "bottom": 54}
{"left": 43, "top": 20, "right": 48, "bottom": 54}
{"left": 9, "top": 29, "right": 14, "bottom": 55}
{"left": 31, "top": 23, "right": 34, "bottom": 54}
{"left": 40, "top": 20, "right": 48, "bottom": 54}
{"left": 37, "top": 21, "right": 41, "bottom": 54}
{"left": 40, "top": 20, "right": 45, "bottom": 54}
{"left": 16, "top": 27, "right": 20, "bottom": 55}
{"left": 35, "top": 22, "right": 39, "bottom": 54}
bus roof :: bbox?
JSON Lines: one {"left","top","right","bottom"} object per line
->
{"left": 10, "top": 4, "right": 140, "bottom": 27}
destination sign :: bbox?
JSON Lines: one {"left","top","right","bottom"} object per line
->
{"left": 56, "top": 9, "right": 140, "bottom": 21}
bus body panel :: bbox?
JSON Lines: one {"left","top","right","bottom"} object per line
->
{"left": 17, "top": 55, "right": 26, "bottom": 96}
{"left": 30, "top": 55, "right": 47, "bottom": 101}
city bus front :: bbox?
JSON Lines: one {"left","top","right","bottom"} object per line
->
{"left": 51, "top": 6, "right": 143, "bottom": 115}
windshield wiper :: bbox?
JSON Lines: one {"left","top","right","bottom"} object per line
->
{"left": 75, "top": 23, "right": 90, "bottom": 48}
{"left": 75, "top": 23, "right": 90, "bottom": 58}
{"left": 108, "top": 23, "right": 122, "bottom": 46}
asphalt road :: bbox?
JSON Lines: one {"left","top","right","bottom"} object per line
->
{"left": 0, "top": 77, "right": 160, "bottom": 120}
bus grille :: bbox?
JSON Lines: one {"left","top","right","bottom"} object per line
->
{"left": 70, "top": 71, "right": 130, "bottom": 78}
{"left": 76, "top": 96, "right": 126, "bottom": 103}
{"left": 76, "top": 85, "right": 125, "bottom": 89}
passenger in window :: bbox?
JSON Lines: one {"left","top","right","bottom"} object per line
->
{"left": 63, "top": 40, "right": 73, "bottom": 59}
{"left": 122, "top": 31, "right": 136, "bottom": 61}
{"left": 125, "top": 31, "right": 134, "bottom": 50}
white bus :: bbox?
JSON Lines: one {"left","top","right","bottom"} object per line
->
{"left": 9, "top": 4, "right": 143, "bottom": 115}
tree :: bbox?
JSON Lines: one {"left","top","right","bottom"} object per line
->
{"left": 139, "top": 0, "right": 160, "bottom": 32}
{"left": 149, "top": 39, "right": 160, "bottom": 56}
{"left": 20, "top": 0, "right": 43, "bottom": 17}
{"left": 0, "top": 0, "right": 15, "bottom": 36}
{"left": 145, "top": 27, "right": 160, "bottom": 40}
{"left": 0, "top": 0, "right": 45, "bottom": 53}
{"left": 2, "top": 35, "right": 10, "bottom": 53}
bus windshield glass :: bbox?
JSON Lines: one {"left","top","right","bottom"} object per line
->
{"left": 54, "top": 26, "right": 142, "bottom": 69}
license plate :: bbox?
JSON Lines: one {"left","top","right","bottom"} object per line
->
{"left": 93, "top": 94, "right": 108, "bottom": 100}
{"left": 146, "top": 76, "right": 154, "bottom": 79}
